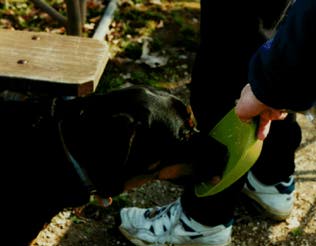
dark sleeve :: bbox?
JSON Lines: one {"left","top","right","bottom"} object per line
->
{"left": 249, "top": 0, "right": 316, "bottom": 112}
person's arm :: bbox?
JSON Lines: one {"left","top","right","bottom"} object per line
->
{"left": 249, "top": 0, "right": 316, "bottom": 111}
{"left": 236, "top": 0, "right": 316, "bottom": 140}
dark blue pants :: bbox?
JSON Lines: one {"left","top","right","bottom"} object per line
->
{"left": 182, "top": 0, "right": 301, "bottom": 226}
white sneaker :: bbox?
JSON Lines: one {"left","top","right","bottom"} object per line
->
{"left": 242, "top": 171, "right": 295, "bottom": 221}
{"left": 119, "top": 198, "right": 232, "bottom": 246}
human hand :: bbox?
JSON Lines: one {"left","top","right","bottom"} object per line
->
{"left": 235, "top": 84, "right": 288, "bottom": 140}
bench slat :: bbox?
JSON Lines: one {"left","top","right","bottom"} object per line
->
{"left": 0, "top": 29, "right": 109, "bottom": 96}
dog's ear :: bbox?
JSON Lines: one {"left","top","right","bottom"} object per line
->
{"left": 61, "top": 106, "right": 142, "bottom": 196}
{"left": 82, "top": 112, "right": 142, "bottom": 196}
{"left": 108, "top": 112, "right": 140, "bottom": 166}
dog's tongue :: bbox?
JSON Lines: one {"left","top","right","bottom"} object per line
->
{"left": 195, "top": 107, "right": 263, "bottom": 197}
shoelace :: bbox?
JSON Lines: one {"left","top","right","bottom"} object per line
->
{"left": 145, "top": 199, "right": 181, "bottom": 220}
{"left": 145, "top": 200, "right": 182, "bottom": 240}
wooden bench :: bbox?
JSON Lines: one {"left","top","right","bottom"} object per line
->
{"left": 0, "top": 29, "right": 109, "bottom": 97}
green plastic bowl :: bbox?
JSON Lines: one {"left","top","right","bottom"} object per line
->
{"left": 195, "top": 107, "right": 263, "bottom": 197}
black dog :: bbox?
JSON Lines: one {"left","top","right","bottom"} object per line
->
{"left": 60, "top": 85, "right": 202, "bottom": 188}
{"left": 0, "top": 84, "right": 204, "bottom": 245}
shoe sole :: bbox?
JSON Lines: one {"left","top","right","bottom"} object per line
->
{"left": 119, "top": 226, "right": 232, "bottom": 246}
{"left": 242, "top": 189, "right": 292, "bottom": 221}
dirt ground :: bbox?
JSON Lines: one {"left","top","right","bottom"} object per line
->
{"left": 29, "top": 0, "right": 316, "bottom": 245}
